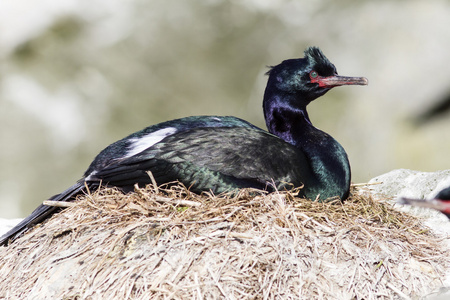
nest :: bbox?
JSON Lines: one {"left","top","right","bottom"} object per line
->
{"left": 0, "top": 183, "right": 448, "bottom": 299}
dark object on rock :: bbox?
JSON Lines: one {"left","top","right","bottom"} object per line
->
{"left": 398, "top": 187, "right": 450, "bottom": 219}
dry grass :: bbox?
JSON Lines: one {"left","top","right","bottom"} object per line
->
{"left": 0, "top": 183, "right": 448, "bottom": 299}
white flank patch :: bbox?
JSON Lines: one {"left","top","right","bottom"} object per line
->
{"left": 125, "top": 127, "right": 178, "bottom": 158}
{"left": 84, "top": 170, "right": 98, "bottom": 181}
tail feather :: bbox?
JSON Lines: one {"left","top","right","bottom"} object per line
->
{"left": 0, "top": 180, "right": 91, "bottom": 246}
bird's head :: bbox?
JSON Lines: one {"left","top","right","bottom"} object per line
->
{"left": 265, "top": 47, "right": 368, "bottom": 107}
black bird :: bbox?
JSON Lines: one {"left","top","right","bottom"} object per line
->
{"left": 398, "top": 187, "right": 450, "bottom": 219}
{"left": 0, "top": 47, "right": 368, "bottom": 245}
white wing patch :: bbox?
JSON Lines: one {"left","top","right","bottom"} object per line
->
{"left": 125, "top": 127, "right": 177, "bottom": 158}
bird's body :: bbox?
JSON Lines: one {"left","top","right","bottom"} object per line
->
{"left": 85, "top": 116, "right": 311, "bottom": 194}
{"left": 399, "top": 187, "right": 450, "bottom": 219}
{"left": 0, "top": 47, "right": 368, "bottom": 245}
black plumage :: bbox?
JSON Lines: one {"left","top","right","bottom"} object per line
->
{"left": 0, "top": 47, "right": 368, "bottom": 245}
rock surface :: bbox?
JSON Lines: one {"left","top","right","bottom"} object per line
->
{"left": 368, "top": 169, "right": 450, "bottom": 200}
{"left": 368, "top": 169, "right": 450, "bottom": 234}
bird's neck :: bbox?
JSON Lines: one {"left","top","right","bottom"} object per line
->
{"left": 264, "top": 95, "right": 316, "bottom": 147}
{"left": 264, "top": 94, "right": 351, "bottom": 200}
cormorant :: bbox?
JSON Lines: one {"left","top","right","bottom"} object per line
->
{"left": 398, "top": 187, "right": 450, "bottom": 219}
{"left": 0, "top": 47, "right": 368, "bottom": 245}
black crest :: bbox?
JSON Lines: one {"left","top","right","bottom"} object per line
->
{"left": 305, "top": 47, "right": 337, "bottom": 75}
{"left": 265, "top": 47, "right": 337, "bottom": 77}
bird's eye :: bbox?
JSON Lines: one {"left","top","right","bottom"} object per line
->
{"left": 310, "top": 71, "right": 318, "bottom": 78}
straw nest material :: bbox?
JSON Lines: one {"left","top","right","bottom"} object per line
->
{"left": 0, "top": 183, "right": 448, "bottom": 299}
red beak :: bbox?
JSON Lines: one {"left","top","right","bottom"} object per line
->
{"left": 312, "top": 75, "right": 368, "bottom": 88}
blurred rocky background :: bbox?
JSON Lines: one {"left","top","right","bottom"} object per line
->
{"left": 1, "top": 0, "right": 450, "bottom": 218}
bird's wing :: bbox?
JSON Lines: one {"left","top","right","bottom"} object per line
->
{"left": 83, "top": 115, "right": 260, "bottom": 176}
{"left": 88, "top": 127, "right": 312, "bottom": 194}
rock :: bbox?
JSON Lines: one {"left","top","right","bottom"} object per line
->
{"left": 368, "top": 169, "right": 450, "bottom": 199}
{"left": 366, "top": 169, "right": 450, "bottom": 232}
